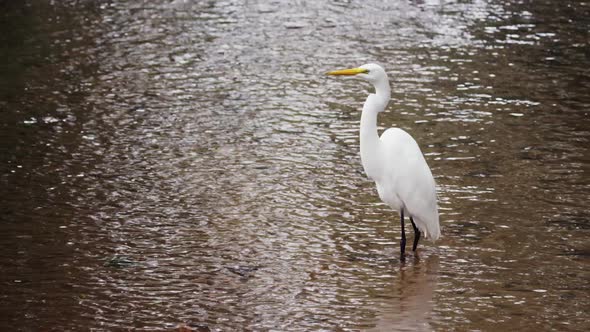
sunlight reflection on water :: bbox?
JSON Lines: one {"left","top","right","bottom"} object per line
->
{"left": 0, "top": 0, "right": 589, "bottom": 331}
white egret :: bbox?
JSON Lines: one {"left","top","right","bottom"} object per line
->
{"left": 327, "top": 63, "right": 440, "bottom": 258}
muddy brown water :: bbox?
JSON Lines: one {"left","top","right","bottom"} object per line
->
{"left": 1, "top": 1, "right": 589, "bottom": 331}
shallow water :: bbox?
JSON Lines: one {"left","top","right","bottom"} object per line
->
{"left": 1, "top": 1, "right": 589, "bottom": 331}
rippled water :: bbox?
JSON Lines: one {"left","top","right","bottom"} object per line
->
{"left": 1, "top": 1, "right": 589, "bottom": 331}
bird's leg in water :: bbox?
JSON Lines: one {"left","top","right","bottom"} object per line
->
{"left": 410, "top": 217, "right": 421, "bottom": 252}
{"left": 400, "top": 210, "right": 406, "bottom": 258}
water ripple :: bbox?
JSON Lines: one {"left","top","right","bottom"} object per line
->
{"left": 1, "top": 0, "right": 589, "bottom": 331}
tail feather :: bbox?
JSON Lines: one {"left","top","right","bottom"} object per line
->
{"left": 415, "top": 213, "right": 440, "bottom": 242}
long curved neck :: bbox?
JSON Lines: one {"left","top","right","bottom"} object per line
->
{"left": 360, "top": 79, "right": 390, "bottom": 179}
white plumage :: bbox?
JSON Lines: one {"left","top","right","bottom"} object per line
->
{"left": 328, "top": 63, "right": 440, "bottom": 256}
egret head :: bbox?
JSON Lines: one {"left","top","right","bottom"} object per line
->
{"left": 327, "top": 63, "right": 388, "bottom": 85}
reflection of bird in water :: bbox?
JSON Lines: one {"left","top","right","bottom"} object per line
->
{"left": 369, "top": 255, "right": 440, "bottom": 331}
{"left": 328, "top": 64, "right": 440, "bottom": 259}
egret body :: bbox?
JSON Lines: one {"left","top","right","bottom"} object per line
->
{"left": 327, "top": 63, "right": 440, "bottom": 258}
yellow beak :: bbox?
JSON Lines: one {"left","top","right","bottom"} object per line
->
{"left": 326, "top": 67, "right": 368, "bottom": 76}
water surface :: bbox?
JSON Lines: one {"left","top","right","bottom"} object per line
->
{"left": 1, "top": 1, "right": 589, "bottom": 331}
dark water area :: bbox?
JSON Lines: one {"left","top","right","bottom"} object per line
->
{"left": 1, "top": 1, "right": 589, "bottom": 331}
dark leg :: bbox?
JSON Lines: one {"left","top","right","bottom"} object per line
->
{"left": 410, "top": 217, "right": 421, "bottom": 252}
{"left": 400, "top": 209, "right": 406, "bottom": 258}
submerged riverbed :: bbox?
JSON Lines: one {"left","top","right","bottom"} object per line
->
{"left": 1, "top": 1, "right": 589, "bottom": 331}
